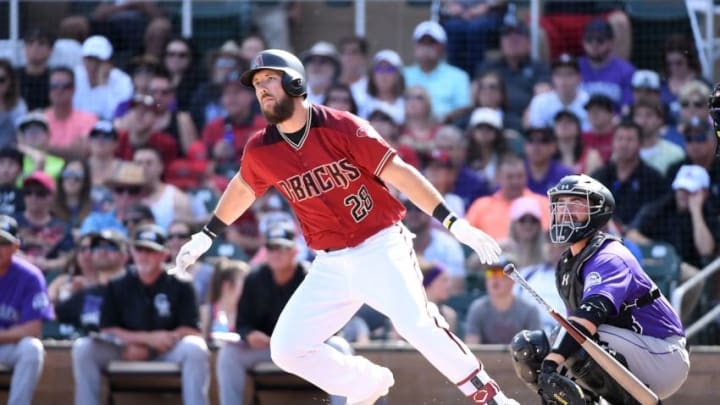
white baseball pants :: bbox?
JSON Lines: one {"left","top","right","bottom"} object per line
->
{"left": 270, "top": 223, "right": 480, "bottom": 401}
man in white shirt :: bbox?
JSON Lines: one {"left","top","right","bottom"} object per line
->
{"left": 526, "top": 53, "right": 590, "bottom": 131}
{"left": 72, "top": 35, "right": 133, "bottom": 120}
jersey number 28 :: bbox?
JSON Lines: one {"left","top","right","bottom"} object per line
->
{"left": 344, "top": 185, "right": 374, "bottom": 222}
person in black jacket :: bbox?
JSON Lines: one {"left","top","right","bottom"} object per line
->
{"left": 71, "top": 224, "right": 209, "bottom": 405}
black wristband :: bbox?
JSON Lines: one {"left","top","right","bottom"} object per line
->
{"left": 432, "top": 202, "right": 458, "bottom": 230}
{"left": 202, "top": 215, "right": 228, "bottom": 239}
{"left": 541, "top": 359, "right": 559, "bottom": 374}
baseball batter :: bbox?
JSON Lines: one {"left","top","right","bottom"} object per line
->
{"left": 176, "top": 49, "right": 519, "bottom": 405}
{"left": 510, "top": 174, "right": 689, "bottom": 405}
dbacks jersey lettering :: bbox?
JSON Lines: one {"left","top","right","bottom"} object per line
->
{"left": 240, "top": 104, "right": 405, "bottom": 250}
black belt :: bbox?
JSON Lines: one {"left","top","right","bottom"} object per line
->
{"left": 620, "top": 288, "right": 661, "bottom": 312}
{"left": 322, "top": 247, "right": 345, "bottom": 253}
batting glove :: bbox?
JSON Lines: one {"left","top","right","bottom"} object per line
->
{"left": 175, "top": 232, "right": 213, "bottom": 271}
{"left": 449, "top": 218, "right": 501, "bottom": 264}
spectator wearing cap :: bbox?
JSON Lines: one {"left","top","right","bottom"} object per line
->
{"left": 464, "top": 257, "right": 540, "bottom": 344}
{"left": 419, "top": 261, "right": 458, "bottom": 334}
{"left": 44, "top": 66, "right": 98, "bottom": 160}
{"left": 0, "top": 58, "right": 28, "bottom": 148}
{"left": 15, "top": 171, "right": 74, "bottom": 273}
{"left": 632, "top": 100, "right": 685, "bottom": 176}
{"left": 591, "top": 119, "right": 668, "bottom": 227}
{"left": 73, "top": 223, "right": 210, "bottom": 405}
{"left": 581, "top": 93, "right": 616, "bottom": 162}
{"left": 360, "top": 49, "right": 406, "bottom": 124}
{"left": 404, "top": 20, "right": 472, "bottom": 122}
{"left": 440, "top": 0, "right": 507, "bottom": 76}
{"left": 465, "top": 107, "right": 509, "bottom": 188}
{"left": 465, "top": 153, "right": 551, "bottom": 241}
{"left": 628, "top": 164, "right": 719, "bottom": 272}
{"left": 114, "top": 93, "right": 179, "bottom": 165}
{"left": 0, "top": 214, "right": 54, "bottom": 405}
{"left": 80, "top": 161, "right": 147, "bottom": 236}
{"left": 523, "top": 127, "right": 573, "bottom": 195}
{"left": 367, "top": 105, "right": 420, "bottom": 170}
{"left": 667, "top": 116, "right": 720, "bottom": 210}
{"left": 16, "top": 111, "right": 66, "bottom": 179}
{"left": 0, "top": 146, "right": 25, "bottom": 216}
{"left": 189, "top": 41, "right": 245, "bottom": 130}
{"left": 501, "top": 197, "right": 548, "bottom": 270}
{"left": 337, "top": 36, "right": 370, "bottom": 110}
{"left": 479, "top": 15, "right": 551, "bottom": 127}
{"left": 578, "top": 18, "right": 635, "bottom": 108}
{"left": 73, "top": 35, "right": 133, "bottom": 120}
{"left": 302, "top": 41, "right": 342, "bottom": 105}
{"left": 526, "top": 53, "right": 591, "bottom": 131}
{"left": 216, "top": 223, "right": 350, "bottom": 405}
{"left": 402, "top": 195, "right": 466, "bottom": 291}
{"left": 631, "top": 70, "right": 662, "bottom": 108}
{"left": 553, "top": 109, "right": 603, "bottom": 174}
{"left": 201, "top": 68, "right": 266, "bottom": 167}
{"left": 432, "top": 124, "right": 491, "bottom": 208}
{"left": 87, "top": 121, "right": 123, "bottom": 187}
{"left": 16, "top": 28, "right": 55, "bottom": 110}
{"left": 55, "top": 229, "right": 128, "bottom": 335}
{"left": 133, "top": 146, "right": 194, "bottom": 231}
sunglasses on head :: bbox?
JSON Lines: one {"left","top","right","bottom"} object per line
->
{"left": 113, "top": 186, "right": 143, "bottom": 196}
{"left": 50, "top": 81, "right": 72, "bottom": 90}
{"left": 680, "top": 100, "right": 705, "bottom": 109}
{"left": 24, "top": 188, "right": 50, "bottom": 198}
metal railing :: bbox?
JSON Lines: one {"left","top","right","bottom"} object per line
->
{"left": 671, "top": 256, "right": 720, "bottom": 339}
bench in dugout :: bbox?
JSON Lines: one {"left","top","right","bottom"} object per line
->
{"left": 103, "top": 361, "right": 182, "bottom": 405}
{"left": 247, "top": 361, "right": 326, "bottom": 405}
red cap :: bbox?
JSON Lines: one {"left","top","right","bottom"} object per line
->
{"left": 23, "top": 171, "right": 56, "bottom": 193}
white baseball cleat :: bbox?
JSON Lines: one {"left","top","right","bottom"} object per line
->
{"left": 346, "top": 367, "right": 395, "bottom": 405}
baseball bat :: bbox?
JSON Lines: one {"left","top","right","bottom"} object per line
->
{"left": 503, "top": 263, "right": 660, "bottom": 405}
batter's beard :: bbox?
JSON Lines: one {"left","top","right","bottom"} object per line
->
{"left": 262, "top": 93, "right": 295, "bottom": 124}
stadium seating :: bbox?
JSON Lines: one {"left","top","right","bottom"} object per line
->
{"left": 638, "top": 241, "right": 681, "bottom": 297}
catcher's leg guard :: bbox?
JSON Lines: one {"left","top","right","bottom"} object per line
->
{"left": 566, "top": 347, "right": 641, "bottom": 405}
{"left": 509, "top": 329, "right": 550, "bottom": 391}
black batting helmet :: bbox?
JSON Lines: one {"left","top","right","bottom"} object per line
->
{"left": 240, "top": 49, "right": 306, "bottom": 97}
{"left": 547, "top": 174, "right": 615, "bottom": 244}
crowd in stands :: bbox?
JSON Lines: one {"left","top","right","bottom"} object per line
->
{"left": 1, "top": 0, "right": 720, "bottom": 404}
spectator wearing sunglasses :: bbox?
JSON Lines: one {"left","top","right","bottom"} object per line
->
{"left": 667, "top": 116, "right": 720, "bottom": 211}
{"left": 87, "top": 121, "right": 123, "bottom": 187}
{"left": 166, "top": 220, "right": 214, "bottom": 305}
{"left": 44, "top": 66, "right": 98, "bottom": 160}
{"left": 464, "top": 257, "right": 540, "bottom": 344}
{"left": 53, "top": 159, "right": 93, "bottom": 231}
{"left": 47, "top": 232, "right": 97, "bottom": 307}
{"left": 632, "top": 100, "right": 685, "bottom": 176}
{"left": 55, "top": 229, "right": 128, "bottom": 335}
{"left": 500, "top": 197, "right": 548, "bottom": 271}
{"left": 16, "top": 111, "right": 65, "bottom": 180}
{"left": 360, "top": 49, "right": 406, "bottom": 124}
{"left": 80, "top": 161, "right": 147, "bottom": 237}
{"left": 15, "top": 171, "right": 74, "bottom": 274}
{"left": 523, "top": 127, "right": 572, "bottom": 195}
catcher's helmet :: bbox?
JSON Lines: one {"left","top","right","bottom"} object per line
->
{"left": 547, "top": 174, "right": 615, "bottom": 244}
{"left": 240, "top": 49, "right": 306, "bottom": 97}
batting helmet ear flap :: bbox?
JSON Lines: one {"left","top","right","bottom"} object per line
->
{"left": 283, "top": 76, "right": 306, "bottom": 98}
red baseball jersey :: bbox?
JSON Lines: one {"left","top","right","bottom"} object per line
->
{"left": 240, "top": 104, "right": 406, "bottom": 250}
